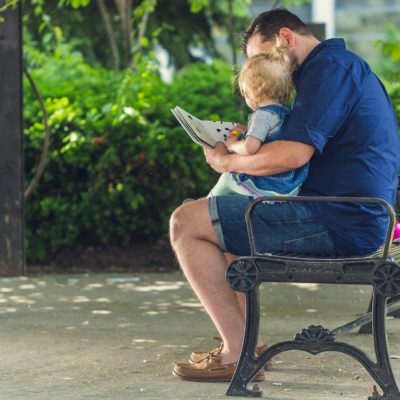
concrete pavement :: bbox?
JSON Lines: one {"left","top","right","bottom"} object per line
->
{"left": 0, "top": 272, "right": 398, "bottom": 400}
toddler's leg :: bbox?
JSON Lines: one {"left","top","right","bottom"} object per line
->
{"left": 208, "top": 173, "right": 250, "bottom": 197}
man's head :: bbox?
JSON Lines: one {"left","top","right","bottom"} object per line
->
{"left": 242, "top": 9, "right": 317, "bottom": 70}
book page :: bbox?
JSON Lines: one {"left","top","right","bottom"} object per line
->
{"left": 199, "top": 120, "right": 236, "bottom": 145}
{"left": 173, "top": 107, "right": 216, "bottom": 146}
{"left": 172, "top": 106, "right": 235, "bottom": 148}
{"left": 171, "top": 108, "right": 211, "bottom": 147}
{"left": 172, "top": 108, "right": 213, "bottom": 147}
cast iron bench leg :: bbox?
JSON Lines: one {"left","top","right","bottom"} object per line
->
{"left": 226, "top": 273, "right": 400, "bottom": 398}
{"left": 226, "top": 287, "right": 265, "bottom": 397}
{"left": 368, "top": 291, "right": 400, "bottom": 399}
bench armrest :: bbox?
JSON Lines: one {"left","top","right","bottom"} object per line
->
{"left": 245, "top": 196, "right": 396, "bottom": 258}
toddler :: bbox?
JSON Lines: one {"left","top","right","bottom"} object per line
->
{"left": 209, "top": 40, "right": 308, "bottom": 198}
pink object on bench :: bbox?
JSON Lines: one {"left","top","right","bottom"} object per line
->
{"left": 393, "top": 221, "right": 400, "bottom": 241}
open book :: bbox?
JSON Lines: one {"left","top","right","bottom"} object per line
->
{"left": 171, "top": 106, "right": 236, "bottom": 148}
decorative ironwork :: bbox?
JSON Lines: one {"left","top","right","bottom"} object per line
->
{"left": 373, "top": 264, "right": 400, "bottom": 297}
{"left": 226, "top": 260, "right": 258, "bottom": 292}
{"left": 294, "top": 325, "right": 336, "bottom": 344}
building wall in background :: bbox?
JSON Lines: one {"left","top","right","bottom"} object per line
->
{"left": 336, "top": 0, "right": 400, "bottom": 71}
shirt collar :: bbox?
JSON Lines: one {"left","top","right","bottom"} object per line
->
{"left": 293, "top": 38, "right": 346, "bottom": 85}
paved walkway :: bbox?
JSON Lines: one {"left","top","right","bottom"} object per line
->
{"left": 0, "top": 272, "right": 398, "bottom": 400}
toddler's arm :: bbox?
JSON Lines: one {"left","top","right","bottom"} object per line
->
{"left": 226, "top": 134, "right": 262, "bottom": 155}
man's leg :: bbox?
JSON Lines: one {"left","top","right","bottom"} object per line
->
{"left": 170, "top": 195, "right": 335, "bottom": 369}
{"left": 170, "top": 198, "right": 248, "bottom": 364}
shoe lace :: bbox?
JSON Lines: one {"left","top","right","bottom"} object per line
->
{"left": 199, "top": 337, "right": 224, "bottom": 363}
{"left": 204, "top": 350, "right": 222, "bottom": 363}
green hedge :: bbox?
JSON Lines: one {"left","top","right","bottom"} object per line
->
{"left": 24, "top": 50, "right": 241, "bottom": 261}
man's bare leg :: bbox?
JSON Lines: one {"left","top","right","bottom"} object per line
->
{"left": 170, "top": 198, "right": 262, "bottom": 364}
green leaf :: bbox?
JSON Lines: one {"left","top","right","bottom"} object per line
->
{"left": 139, "top": 36, "right": 150, "bottom": 48}
{"left": 189, "top": 0, "right": 209, "bottom": 13}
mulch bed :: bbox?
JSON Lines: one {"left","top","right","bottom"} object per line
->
{"left": 27, "top": 240, "right": 179, "bottom": 275}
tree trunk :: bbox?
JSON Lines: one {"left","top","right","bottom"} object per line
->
{"left": 114, "top": 0, "right": 133, "bottom": 67}
{"left": 96, "top": 0, "right": 120, "bottom": 71}
{"left": 227, "top": 0, "right": 237, "bottom": 67}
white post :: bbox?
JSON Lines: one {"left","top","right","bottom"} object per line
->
{"left": 312, "top": 0, "right": 336, "bottom": 39}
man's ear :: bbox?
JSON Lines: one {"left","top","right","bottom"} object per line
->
{"left": 278, "top": 28, "right": 296, "bottom": 48}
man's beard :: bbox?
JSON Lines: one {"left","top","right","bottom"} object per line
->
{"left": 287, "top": 48, "right": 300, "bottom": 72}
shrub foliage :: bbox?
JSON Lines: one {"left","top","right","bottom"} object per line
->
{"left": 24, "top": 49, "right": 241, "bottom": 260}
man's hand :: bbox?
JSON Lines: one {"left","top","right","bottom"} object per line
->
{"left": 203, "top": 142, "right": 231, "bottom": 173}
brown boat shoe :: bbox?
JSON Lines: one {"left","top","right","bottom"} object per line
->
{"left": 173, "top": 351, "right": 266, "bottom": 382}
{"left": 189, "top": 336, "right": 272, "bottom": 370}
{"left": 189, "top": 337, "right": 224, "bottom": 364}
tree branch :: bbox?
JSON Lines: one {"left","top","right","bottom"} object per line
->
{"left": 0, "top": 0, "right": 20, "bottom": 14}
{"left": 96, "top": 0, "right": 120, "bottom": 71}
{"left": 23, "top": 66, "right": 50, "bottom": 200}
{"left": 130, "top": 0, "right": 157, "bottom": 63}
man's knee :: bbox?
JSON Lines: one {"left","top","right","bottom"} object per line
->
{"left": 169, "top": 203, "right": 191, "bottom": 247}
{"left": 169, "top": 199, "right": 215, "bottom": 248}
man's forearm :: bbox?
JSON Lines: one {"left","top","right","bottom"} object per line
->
{"left": 226, "top": 140, "right": 315, "bottom": 176}
{"left": 226, "top": 151, "right": 289, "bottom": 176}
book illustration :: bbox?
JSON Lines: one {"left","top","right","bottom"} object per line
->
{"left": 171, "top": 106, "right": 236, "bottom": 148}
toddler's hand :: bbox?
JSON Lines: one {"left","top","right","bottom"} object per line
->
{"left": 232, "top": 123, "right": 247, "bottom": 134}
{"left": 226, "top": 132, "right": 240, "bottom": 152}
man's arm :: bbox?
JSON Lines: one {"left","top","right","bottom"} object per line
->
{"left": 204, "top": 140, "right": 315, "bottom": 175}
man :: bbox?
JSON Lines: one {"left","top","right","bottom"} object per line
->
{"left": 170, "top": 9, "right": 400, "bottom": 382}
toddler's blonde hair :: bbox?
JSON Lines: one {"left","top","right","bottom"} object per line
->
{"left": 238, "top": 37, "right": 293, "bottom": 105}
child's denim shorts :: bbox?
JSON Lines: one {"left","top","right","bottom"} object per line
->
{"left": 208, "top": 195, "right": 336, "bottom": 256}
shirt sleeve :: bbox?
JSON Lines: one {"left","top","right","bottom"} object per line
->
{"left": 281, "top": 58, "right": 366, "bottom": 155}
{"left": 246, "top": 110, "right": 281, "bottom": 142}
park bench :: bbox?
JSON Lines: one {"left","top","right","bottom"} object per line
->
{"left": 225, "top": 196, "right": 400, "bottom": 399}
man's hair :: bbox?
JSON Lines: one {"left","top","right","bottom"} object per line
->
{"left": 237, "top": 38, "right": 294, "bottom": 104}
{"left": 241, "top": 8, "right": 313, "bottom": 56}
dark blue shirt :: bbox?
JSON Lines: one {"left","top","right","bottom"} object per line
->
{"left": 281, "top": 39, "right": 400, "bottom": 255}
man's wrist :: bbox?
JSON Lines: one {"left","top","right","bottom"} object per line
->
{"left": 223, "top": 153, "right": 236, "bottom": 173}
